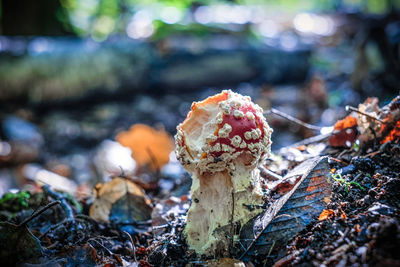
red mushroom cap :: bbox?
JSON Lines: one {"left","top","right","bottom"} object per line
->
{"left": 175, "top": 90, "right": 272, "bottom": 173}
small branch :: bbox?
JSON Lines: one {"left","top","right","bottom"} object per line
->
{"left": 345, "top": 105, "right": 385, "bottom": 124}
{"left": 259, "top": 166, "right": 282, "bottom": 181}
{"left": 265, "top": 108, "right": 323, "bottom": 131}
{"left": 283, "top": 133, "right": 332, "bottom": 149}
{"left": 39, "top": 218, "right": 70, "bottom": 239}
{"left": 42, "top": 185, "right": 75, "bottom": 223}
{"left": 88, "top": 239, "right": 114, "bottom": 256}
{"left": 19, "top": 200, "right": 61, "bottom": 227}
{"left": 122, "top": 231, "right": 137, "bottom": 263}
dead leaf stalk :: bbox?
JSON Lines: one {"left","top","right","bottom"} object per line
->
{"left": 19, "top": 200, "right": 61, "bottom": 227}
{"left": 265, "top": 108, "right": 323, "bottom": 131}
{"left": 345, "top": 105, "right": 385, "bottom": 124}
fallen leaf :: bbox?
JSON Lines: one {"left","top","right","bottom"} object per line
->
{"left": 357, "top": 97, "right": 381, "bottom": 136}
{"left": 116, "top": 124, "right": 174, "bottom": 172}
{"left": 318, "top": 209, "right": 334, "bottom": 221}
{"left": 239, "top": 157, "right": 331, "bottom": 259}
{"left": 0, "top": 222, "right": 43, "bottom": 265}
{"left": 328, "top": 115, "right": 358, "bottom": 147}
{"left": 89, "top": 177, "right": 152, "bottom": 223}
{"left": 357, "top": 95, "right": 400, "bottom": 145}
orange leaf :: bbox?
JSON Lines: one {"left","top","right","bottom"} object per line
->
{"left": 318, "top": 209, "right": 334, "bottom": 221}
{"left": 116, "top": 124, "right": 174, "bottom": 171}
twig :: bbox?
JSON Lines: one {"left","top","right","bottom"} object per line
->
{"left": 259, "top": 166, "right": 282, "bottom": 181}
{"left": 42, "top": 185, "right": 75, "bottom": 223}
{"left": 345, "top": 105, "right": 385, "bottom": 123}
{"left": 19, "top": 200, "right": 61, "bottom": 227}
{"left": 284, "top": 133, "right": 332, "bottom": 150}
{"left": 122, "top": 231, "right": 137, "bottom": 263}
{"left": 88, "top": 239, "right": 113, "bottom": 256}
{"left": 265, "top": 108, "right": 323, "bottom": 131}
{"left": 39, "top": 218, "right": 71, "bottom": 240}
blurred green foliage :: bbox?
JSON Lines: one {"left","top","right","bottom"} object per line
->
{"left": 57, "top": 0, "right": 400, "bottom": 41}
{"left": 0, "top": 45, "right": 150, "bottom": 102}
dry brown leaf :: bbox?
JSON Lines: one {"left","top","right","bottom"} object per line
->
{"left": 356, "top": 95, "right": 400, "bottom": 145}
{"left": 239, "top": 157, "right": 331, "bottom": 259}
{"left": 357, "top": 97, "right": 381, "bottom": 136}
{"left": 89, "top": 177, "right": 152, "bottom": 222}
{"left": 116, "top": 124, "right": 174, "bottom": 172}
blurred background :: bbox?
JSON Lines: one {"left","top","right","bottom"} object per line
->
{"left": 0, "top": 0, "right": 399, "bottom": 195}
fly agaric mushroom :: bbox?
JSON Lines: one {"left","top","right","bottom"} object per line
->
{"left": 175, "top": 90, "right": 272, "bottom": 256}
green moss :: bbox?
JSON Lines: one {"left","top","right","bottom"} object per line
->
{"left": 0, "top": 191, "right": 31, "bottom": 212}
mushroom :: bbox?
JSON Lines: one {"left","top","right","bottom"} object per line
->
{"left": 175, "top": 90, "right": 272, "bottom": 256}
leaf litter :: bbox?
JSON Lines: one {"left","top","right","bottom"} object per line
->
{"left": 0, "top": 95, "right": 399, "bottom": 266}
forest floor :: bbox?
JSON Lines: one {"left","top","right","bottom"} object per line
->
{"left": 0, "top": 101, "right": 399, "bottom": 266}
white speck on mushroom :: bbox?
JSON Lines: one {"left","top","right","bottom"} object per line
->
{"left": 231, "top": 135, "right": 242, "bottom": 147}
{"left": 218, "top": 123, "right": 232, "bottom": 138}
{"left": 240, "top": 141, "right": 247, "bottom": 149}
{"left": 234, "top": 101, "right": 242, "bottom": 108}
{"left": 211, "top": 143, "right": 221, "bottom": 152}
{"left": 219, "top": 102, "right": 231, "bottom": 115}
{"left": 251, "top": 129, "right": 260, "bottom": 140}
{"left": 215, "top": 112, "right": 223, "bottom": 124}
{"left": 221, "top": 144, "right": 235, "bottom": 152}
{"left": 244, "top": 131, "right": 252, "bottom": 140}
{"left": 233, "top": 110, "right": 244, "bottom": 119}
{"left": 256, "top": 128, "right": 262, "bottom": 138}
{"left": 246, "top": 112, "right": 255, "bottom": 120}
{"left": 206, "top": 134, "right": 218, "bottom": 143}
{"left": 247, "top": 143, "right": 255, "bottom": 152}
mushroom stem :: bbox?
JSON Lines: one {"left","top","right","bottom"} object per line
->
{"left": 185, "top": 165, "right": 264, "bottom": 256}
